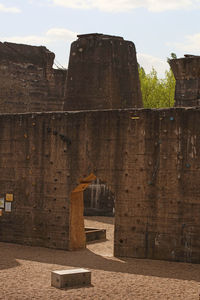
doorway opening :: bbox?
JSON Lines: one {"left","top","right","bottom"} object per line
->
{"left": 69, "top": 173, "right": 115, "bottom": 255}
{"left": 83, "top": 178, "right": 115, "bottom": 217}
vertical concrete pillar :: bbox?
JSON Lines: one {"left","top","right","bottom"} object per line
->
{"left": 64, "top": 33, "right": 142, "bottom": 110}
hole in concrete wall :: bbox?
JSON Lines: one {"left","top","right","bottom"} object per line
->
{"left": 69, "top": 174, "right": 115, "bottom": 254}
{"left": 83, "top": 177, "right": 115, "bottom": 256}
{"left": 83, "top": 178, "right": 115, "bottom": 217}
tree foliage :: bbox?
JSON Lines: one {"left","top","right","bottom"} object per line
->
{"left": 138, "top": 65, "right": 176, "bottom": 108}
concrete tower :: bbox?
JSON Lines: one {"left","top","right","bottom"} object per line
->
{"left": 170, "top": 55, "right": 200, "bottom": 107}
{"left": 64, "top": 33, "right": 142, "bottom": 110}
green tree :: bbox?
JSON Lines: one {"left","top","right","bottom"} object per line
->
{"left": 138, "top": 64, "right": 175, "bottom": 108}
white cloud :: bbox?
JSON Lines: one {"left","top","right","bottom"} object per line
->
{"left": 137, "top": 53, "right": 169, "bottom": 77}
{"left": 28, "top": 0, "right": 52, "bottom": 7}
{"left": 51, "top": 0, "right": 200, "bottom": 12}
{"left": 46, "top": 28, "right": 77, "bottom": 41}
{"left": 171, "top": 33, "right": 200, "bottom": 53}
{"left": 0, "top": 28, "right": 77, "bottom": 46}
{"left": 1, "top": 35, "right": 48, "bottom": 45}
{"left": 0, "top": 3, "right": 21, "bottom": 13}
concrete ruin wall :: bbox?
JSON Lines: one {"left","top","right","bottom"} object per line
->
{"left": 0, "top": 112, "right": 71, "bottom": 249}
{"left": 1, "top": 34, "right": 200, "bottom": 264}
{"left": 0, "top": 108, "right": 200, "bottom": 263}
{"left": 170, "top": 55, "right": 200, "bottom": 107}
{"left": 64, "top": 33, "right": 142, "bottom": 110}
{"left": 0, "top": 34, "right": 142, "bottom": 113}
{"left": 0, "top": 42, "right": 67, "bottom": 113}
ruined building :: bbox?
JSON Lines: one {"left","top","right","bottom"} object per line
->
{"left": 64, "top": 33, "right": 142, "bottom": 110}
{"left": 170, "top": 55, "right": 200, "bottom": 107}
{"left": 0, "top": 34, "right": 200, "bottom": 263}
{"left": 0, "top": 33, "right": 142, "bottom": 113}
{"left": 0, "top": 42, "right": 66, "bottom": 113}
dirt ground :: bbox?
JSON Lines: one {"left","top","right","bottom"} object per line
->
{"left": 1, "top": 216, "right": 200, "bottom": 300}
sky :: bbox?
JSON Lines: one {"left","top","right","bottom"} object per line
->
{"left": 0, "top": 0, "right": 200, "bottom": 77}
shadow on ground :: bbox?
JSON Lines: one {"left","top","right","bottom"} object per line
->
{"left": 1, "top": 242, "right": 200, "bottom": 283}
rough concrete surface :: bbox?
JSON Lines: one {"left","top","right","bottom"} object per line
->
{"left": 64, "top": 33, "right": 142, "bottom": 110}
{"left": 0, "top": 108, "right": 200, "bottom": 263}
{"left": 0, "top": 42, "right": 67, "bottom": 113}
{"left": 170, "top": 55, "right": 200, "bottom": 107}
{"left": 1, "top": 33, "right": 200, "bottom": 266}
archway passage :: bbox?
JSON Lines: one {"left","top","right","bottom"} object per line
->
{"left": 69, "top": 173, "right": 115, "bottom": 251}
{"left": 69, "top": 173, "right": 97, "bottom": 251}
{"left": 84, "top": 178, "right": 115, "bottom": 217}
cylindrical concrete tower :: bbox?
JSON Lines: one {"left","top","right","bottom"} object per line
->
{"left": 64, "top": 33, "right": 142, "bottom": 110}
{"left": 169, "top": 55, "right": 200, "bottom": 107}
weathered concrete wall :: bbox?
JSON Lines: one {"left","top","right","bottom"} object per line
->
{"left": 170, "top": 55, "right": 200, "bottom": 107}
{"left": 0, "top": 42, "right": 67, "bottom": 113}
{"left": 0, "top": 34, "right": 142, "bottom": 113}
{"left": 0, "top": 108, "right": 200, "bottom": 263}
{"left": 64, "top": 33, "right": 142, "bottom": 110}
{"left": 0, "top": 112, "right": 72, "bottom": 249}
{"left": 113, "top": 108, "right": 200, "bottom": 263}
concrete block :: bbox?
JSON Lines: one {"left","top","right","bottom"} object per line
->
{"left": 51, "top": 268, "right": 91, "bottom": 289}
{"left": 85, "top": 228, "right": 106, "bottom": 242}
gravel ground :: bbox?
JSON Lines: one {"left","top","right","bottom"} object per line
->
{"left": 0, "top": 216, "right": 200, "bottom": 299}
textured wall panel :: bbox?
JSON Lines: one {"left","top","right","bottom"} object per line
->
{"left": 0, "top": 109, "right": 199, "bottom": 263}
{"left": 64, "top": 33, "right": 142, "bottom": 110}
{"left": 0, "top": 42, "right": 67, "bottom": 113}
